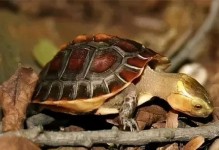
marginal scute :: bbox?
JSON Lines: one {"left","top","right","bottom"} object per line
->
{"left": 62, "top": 83, "right": 74, "bottom": 99}
{"left": 119, "top": 68, "right": 140, "bottom": 82}
{"left": 93, "top": 82, "right": 108, "bottom": 97}
{"left": 50, "top": 82, "right": 63, "bottom": 100}
{"left": 139, "top": 48, "right": 157, "bottom": 59}
{"left": 76, "top": 81, "right": 91, "bottom": 99}
{"left": 94, "top": 33, "right": 113, "bottom": 42}
{"left": 127, "top": 57, "right": 148, "bottom": 68}
{"left": 74, "top": 35, "right": 92, "bottom": 43}
{"left": 114, "top": 40, "right": 138, "bottom": 52}
{"left": 108, "top": 79, "right": 125, "bottom": 93}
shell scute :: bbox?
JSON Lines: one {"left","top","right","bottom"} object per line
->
{"left": 49, "top": 81, "right": 63, "bottom": 100}
{"left": 90, "top": 51, "right": 117, "bottom": 73}
{"left": 139, "top": 48, "right": 157, "bottom": 59}
{"left": 107, "top": 77, "right": 125, "bottom": 93}
{"left": 76, "top": 81, "right": 91, "bottom": 99}
{"left": 67, "top": 48, "right": 88, "bottom": 73}
{"left": 114, "top": 40, "right": 139, "bottom": 53}
{"left": 62, "top": 82, "right": 75, "bottom": 100}
{"left": 119, "top": 68, "right": 140, "bottom": 82}
{"left": 92, "top": 82, "right": 109, "bottom": 97}
{"left": 127, "top": 57, "right": 149, "bottom": 68}
{"left": 46, "top": 52, "right": 63, "bottom": 78}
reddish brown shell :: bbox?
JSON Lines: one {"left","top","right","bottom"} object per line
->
{"left": 32, "top": 34, "right": 165, "bottom": 114}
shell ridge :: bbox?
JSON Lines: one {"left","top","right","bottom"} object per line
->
{"left": 89, "top": 81, "right": 94, "bottom": 98}
{"left": 51, "top": 80, "right": 63, "bottom": 100}
{"left": 44, "top": 82, "right": 53, "bottom": 100}
{"left": 58, "top": 48, "right": 73, "bottom": 79}
{"left": 39, "top": 63, "right": 50, "bottom": 81}
{"left": 103, "top": 79, "right": 110, "bottom": 94}
{"left": 82, "top": 48, "right": 97, "bottom": 79}
{"left": 111, "top": 46, "right": 125, "bottom": 57}
{"left": 124, "top": 63, "right": 141, "bottom": 71}
{"left": 34, "top": 84, "right": 42, "bottom": 99}
{"left": 57, "top": 81, "right": 64, "bottom": 100}
{"left": 111, "top": 39, "right": 120, "bottom": 46}
{"left": 114, "top": 72, "right": 127, "bottom": 84}
{"left": 137, "top": 54, "right": 149, "bottom": 60}
{"left": 75, "top": 47, "right": 96, "bottom": 80}
{"left": 68, "top": 81, "right": 77, "bottom": 100}
{"left": 73, "top": 81, "right": 78, "bottom": 99}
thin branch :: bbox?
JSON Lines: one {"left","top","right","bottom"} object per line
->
{"left": 167, "top": 0, "right": 219, "bottom": 72}
{"left": 0, "top": 122, "right": 219, "bottom": 147}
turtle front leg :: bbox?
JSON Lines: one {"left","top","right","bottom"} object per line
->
{"left": 119, "top": 83, "right": 139, "bottom": 131}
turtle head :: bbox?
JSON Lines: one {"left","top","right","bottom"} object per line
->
{"left": 167, "top": 74, "right": 213, "bottom": 117}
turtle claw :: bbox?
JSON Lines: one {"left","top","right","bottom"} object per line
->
{"left": 121, "top": 118, "right": 139, "bottom": 131}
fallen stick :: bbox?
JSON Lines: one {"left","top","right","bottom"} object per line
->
{"left": 0, "top": 122, "right": 218, "bottom": 147}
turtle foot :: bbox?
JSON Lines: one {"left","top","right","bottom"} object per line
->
{"left": 119, "top": 83, "right": 138, "bottom": 131}
{"left": 121, "top": 118, "right": 139, "bottom": 131}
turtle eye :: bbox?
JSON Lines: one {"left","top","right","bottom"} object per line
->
{"left": 194, "top": 104, "right": 202, "bottom": 110}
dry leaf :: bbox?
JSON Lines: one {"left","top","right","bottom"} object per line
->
{"left": 184, "top": 136, "right": 204, "bottom": 150}
{"left": 0, "top": 67, "right": 38, "bottom": 131}
{"left": 135, "top": 104, "right": 167, "bottom": 130}
{"left": 165, "top": 110, "right": 179, "bottom": 128}
{"left": 209, "top": 138, "right": 219, "bottom": 150}
{"left": 60, "top": 125, "right": 84, "bottom": 132}
{"left": 156, "top": 143, "right": 179, "bottom": 150}
{"left": 106, "top": 117, "right": 120, "bottom": 126}
{"left": 0, "top": 136, "right": 40, "bottom": 150}
{"left": 152, "top": 121, "right": 166, "bottom": 129}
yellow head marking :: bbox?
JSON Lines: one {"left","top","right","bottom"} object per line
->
{"left": 167, "top": 75, "right": 213, "bottom": 117}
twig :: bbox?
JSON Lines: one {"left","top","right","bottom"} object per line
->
{"left": 167, "top": 0, "right": 219, "bottom": 72}
{"left": 0, "top": 122, "right": 219, "bottom": 147}
{"left": 165, "top": 27, "right": 193, "bottom": 58}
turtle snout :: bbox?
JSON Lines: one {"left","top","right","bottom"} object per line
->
{"left": 191, "top": 99, "right": 213, "bottom": 117}
{"left": 203, "top": 105, "right": 213, "bottom": 118}
{"left": 200, "top": 109, "right": 213, "bottom": 118}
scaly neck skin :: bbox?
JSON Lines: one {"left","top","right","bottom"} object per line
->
{"left": 136, "top": 66, "right": 182, "bottom": 101}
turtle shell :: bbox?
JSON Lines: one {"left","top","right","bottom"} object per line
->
{"left": 32, "top": 33, "right": 166, "bottom": 114}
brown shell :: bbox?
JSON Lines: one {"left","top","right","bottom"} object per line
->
{"left": 32, "top": 34, "right": 165, "bottom": 114}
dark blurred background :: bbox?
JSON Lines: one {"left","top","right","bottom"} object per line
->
{"left": 0, "top": 0, "right": 218, "bottom": 87}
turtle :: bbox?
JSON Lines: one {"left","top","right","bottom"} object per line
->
{"left": 32, "top": 33, "right": 213, "bottom": 130}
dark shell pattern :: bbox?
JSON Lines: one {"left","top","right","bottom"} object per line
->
{"left": 33, "top": 34, "right": 158, "bottom": 102}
